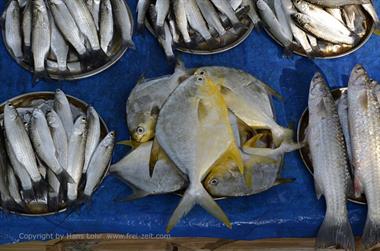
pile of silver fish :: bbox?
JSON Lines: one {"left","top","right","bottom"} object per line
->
{"left": 0, "top": 90, "right": 115, "bottom": 214}
{"left": 137, "top": 0, "right": 258, "bottom": 59}
{"left": 112, "top": 62, "right": 301, "bottom": 232}
{"left": 2, "top": 0, "right": 134, "bottom": 79}
{"left": 307, "top": 65, "right": 380, "bottom": 250}
{"left": 257, "top": 0, "right": 378, "bottom": 56}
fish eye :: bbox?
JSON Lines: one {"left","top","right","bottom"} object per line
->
{"left": 209, "top": 179, "right": 218, "bottom": 186}
{"left": 197, "top": 77, "right": 203, "bottom": 81}
{"left": 199, "top": 71, "right": 205, "bottom": 75}
{"left": 136, "top": 126, "right": 145, "bottom": 135}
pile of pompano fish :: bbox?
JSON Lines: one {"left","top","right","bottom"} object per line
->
{"left": 111, "top": 62, "right": 301, "bottom": 232}
{"left": 257, "top": 0, "right": 379, "bottom": 56}
{"left": 2, "top": 0, "right": 134, "bottom": 78}
{"left": 137, "top": 0, "right": 258, "bottom": 59}
{"left": 0, "top": 90, "right": 115, "bottom": 214}
{"left": 307, "top": 65, "right": 380, "bottom": 250}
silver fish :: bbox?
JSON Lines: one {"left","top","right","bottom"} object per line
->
{"left": 155, "top": 0, "right": 170, "bottom": 34}
{"left": 274, "top": 0, "right": 293, "bottom": 40}
{"left": 111, "top": 0, "right": 135, "bottom": 48}
{"left": 158, "top": 21, "right": 175, "bottom": 60}
{"left": 83, "top": 131, "right": 115, "bottom": 197}
{"left": 47, "top": 0, "right": 87, "bottom": 57}
{"left": 47, "top": 169, "right": 61, "bottom": 211}
{"left": 67, "top": 116, "right": 87, "bottom": 202}
{"left": 0, "top": 130, "right": 14, "bottom": 209}
{"left": 22, "top": 0, "right": 32, "bottom": 54}
{"left": 342, "top": 4, "right": 366, "bottom": 36}
{"left": 100, "top": 0, "right": 114, "bottom": 54}
{"left": 347, "top": 65, "right": 380, "bottom": 249}
{"left": 110, "top": 141, "right": 187, "bottom": 200}
{"left": 5, "top": 0, "right": 23, "bottom": 61}
{"left": 242, "top": 0, "right": 260, "bottom": 25}
{"left": 210, "top": 0, "right": 242, "bottom": 29}
{"left": 32, "top": 0, "right": 51, "bottom": 76}
{"left": 137, "top": 0, "right": 151, "bottom": 31}
{"left": 168, "top": 16, "right": 180, "bottom": 44}
{"left": 49, "top": 11, "right": 69, "bottom": 72}
{"left": 337, "top": 91, "right": 353, "bottom": 166}
{"left": 54, "top": 89, "right": 74, "bottom": 138}
{"left": 303, "top": 0, "right": 370, "bottom": 8}
{"left": 83, "top": 107, "right": 101, "bottom": 174}
{"left": 185, "top": 0, "right": 213, "bottom": 43}
{"left": 7, "top": 167, "right": 24, "bottom": 206}
{"left": 229, "top": 0, "right": 242, "bottom": 10}
{"left": 173, "top": 0, "right": 191, "bottom": 44}
{"left": 29, "top": 108, "right": 73, "bottom": 184}
{"left": 308, "top": 72, "right": 354, "bottom": 250}
{"left": 89, "top": 0, "right": 101, "bottom": 30}
{"left": 196, "top": 0, "right": 226, "bottom": 36}
{"left": 326, "top": 7, "right": 344, "bottom": 23}
{"left": 362, "top": 3, "right": 379, "bottom": 28}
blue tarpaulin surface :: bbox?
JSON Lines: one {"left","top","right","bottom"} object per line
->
{"left": 0, "top": 0, "right": 379, "bottom": 245}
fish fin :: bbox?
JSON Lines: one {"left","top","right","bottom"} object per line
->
{"left": 56, "top": 169, "right": 75, "bottom": 184}
{"left": 33, "top": 179, "right": 48, "bottom": 198}
{"left": 32, "top": 69, "right": 51, "bottom": 86}
{"left": 354, "top": 175, "right": 363, "bottom": 198}
{"left": 48, "top": 194, "right": 60, "bottom": 212}
{"left": 243, "top": 140, "right": 302, "bottom": 159}
{"left": 228, "top": 144, "right": 245, "bottom": 174}
{"left": 316, "top": 212, "right": 355, "bottom": 250}
{"left": 136, "top": 74, "right": 145, "bottom": 85}
{"left": 362, "top": 216, "right": 380, "bottom": 249}
{"left": 174, "top": 58, "right": 186, "bottom": 74}
{"left": 259, "top": 84, "right": 283, "bottom": 101}
{"left": 166, "top": 184, "right": 231, "bottom": 233}
{"left": 117, "top": 140, "right": 134, "bottom": 147}
{"left": 243, "top": 165, "right": 253, "bottom": 189}
{"left": 243, "top": 133, "right": 267, "bottom": 148}
{"left": 149, "top": 138, "right": 160, "bottom": 177}
{"left": 274, "top": 178, "right": 295, "bottom": 186}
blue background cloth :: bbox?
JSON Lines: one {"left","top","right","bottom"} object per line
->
{"left": 0, "top": 0, "right": 379, "bottom": 245}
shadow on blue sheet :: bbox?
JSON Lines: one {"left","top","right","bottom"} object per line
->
{"left": 0, "top": 0, "right": 378, "bottom": 245}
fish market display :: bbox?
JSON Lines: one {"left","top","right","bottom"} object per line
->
{"left": 1, "top": 0, "right": 134, "bottom": 80}
{"left": 114, "top": 63, "right": 300, "bottom": 232}
{"left": 257, "top": 0, "right": 378, "bottom": 57}
{"left": 299, "top": 65, "right": 380, "bottom": 250}
{"left": 0, "top": 91, "right": 114, "bottom": 214}
{"left": 138, "top": 0, "right": 255, "bottom": 57}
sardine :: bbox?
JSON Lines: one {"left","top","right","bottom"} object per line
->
{"left": 308, "top": 72, "right": 354, "bottom": 250}
{"left": 362, "top": 3, "right": 380, "bottom": 29}
{"left": 83, "top": 107, "right": 100, "bottom": 174}
{"left": 196, "top": 0, "right": 226, "bottom": 36}
{"left": 49, "top": 11, "right": 69, "bottom": 72}
{"left": 158, "top": 21, "right": 175, "bottom": 61}
{"left": 89, "top": 0, "right": 101, "bottom": 30}
{"left": 47, "top": 169, "right": 61, "bottom": 211}
{"left": 342, "top": 4, "right": 366, "bottom": 36}
{"left": 173, "top": 0, "right": 191, "bottom": 44}
{"left": 100, "top": 0, "right": 114, "bottom": 54}
{"left": 274, "top": 0, "right": 293, "bottom": 40}
{"left": 54, "top": 89, "right": 74, "bottom": 138}
{"left": 326, "top": 7, "right": 344, "bottom": 23}
{"left": 0, "top": 129, "right": 14, "bottom": 209}
{"left": 111, "top": 0, "right": 135, "bottom": 48}
{"left": 5, "top": 0, "right": 23, "bottom": 61}
{"left": 184, "top": 0, "right": 213, "bottom": 43}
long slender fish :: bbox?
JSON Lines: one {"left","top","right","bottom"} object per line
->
{"left": 137, "top": 0, "right": 151, "bottom": 31}
{"left": 83, "top": 132, "right": 115, "bottom": 198}
{"left": 47, "top": 169, "right": 61, "bottom": 211}
{"left": 5, "top": 0, "right": 23, "bottom": 61}
{"left": 0, "top": 129, "right": 14, "bottom": 209}
{"left": 196, "top": 0, "right": 226, "bottom": 36}
{"left": 173, "top": 0, "right": 191, "bottom": 44}
{"left": 337, "top": 91, "right": 353, "bottom": 165}
{"left": 54, "top": 90, "right": 74, "bottom": 138}
{"left": 304, "top": 0, "right": 370, "bottom": 8}
{"left": 49, "top": 11, "right": 69, "bottom": 72}
{"left": 274, "top": 0, "right": 293, "bottom": 40}
{"left": 22, "top": 0, "right": 32, "bottom": 57}
{"left": 347, "top": 65, "right": 380, "bottom": 249}
{"left": 83, "top": 107, "right": 100, "bottom": 174}
{"left": 185, "top": 0, "right": 213, "bottom": 43}
{"left": 210, "top": 0, "right": 242, "bottom": 29}
{"left": 100, "top": 0, "right": 114, "bottom": 54}
{"left": 111, "top": 0, "right": 135, "bottom": 48}
{"left": 7, "top": 167, "right": 24, "bottom": 207}
{"left": 155, "top": 0, "right": 170, "bottom": 35}
{"left": 308, "top": 72, "right": 354, "bottom": 250}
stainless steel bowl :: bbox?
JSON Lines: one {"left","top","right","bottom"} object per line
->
{"left": 0, "top": 91, "right": 110, "bottom": 215}
{"left": 297, "top": 87, "right": 366, "bottom": 205}
{"left": 1, "top": 0, "right": 133, "bottom": 80}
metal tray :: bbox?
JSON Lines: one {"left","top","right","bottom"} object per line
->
{"left": 264, "top": 8, "right": 374, "bottom": 59}
{"left": 1, "top": 0, "right": 133, "bottom": 80}
{"left": 0, "top": 91, "right": 111, "bottom": 215}
{"left": 297, "top": 87, "right": 366, "bottom": 204}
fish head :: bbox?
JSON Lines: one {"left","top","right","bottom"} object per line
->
{"left": 73, "top": 116, "right": 87, "bottom": 135}
{"left": 101, "top": 131, "right": 116, "bottom": 149}
{"left": 292, "top": 0, "right": 309, "bottom": 12}
{"left": 4, "top": 102, "right": 18, "bottom": 120}
{"left": 130, "top": 114, "right": 156, "bottom": 143}
{"left": 291, "top": 13, "right": 310, "bottom": 27}
{"left": 194, "top": 68, "right": 225, "bottom": 88}
{"left": 32, "top": 108, "right": 45, "bottom": 120}
{"left": 255, "top": 0, "right": 268, "bottom": 11}
{"left": 54, "top": 89, "right": 68, "bottom": 105}
{"left": 308, "top": 72, "right": 332, "bottom": 108}
{"left": 46, "top": 110, "right": 59, "bottom": 128}
{"left": 348, "top": 64, "right": 371, "bottom": 90}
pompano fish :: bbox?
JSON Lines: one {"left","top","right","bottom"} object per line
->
{"left": 83, "top": 132, "right": 115, "bottom": 198}
{"left": 67, "top": 116, "right": 87, "bottom": 202}
{"left": 210, "top": 0, "right": 243, "bottom": 29}
{"left": 4, "top": 103, "right": 43, "bottom": 192}
{"left": 100, "top": 0, "right": 114, "bottom": 54}
{"left": 111, "top": 141, "right": 187, "bottom": 200}
{"left": 196, "top": 0, "right": 226, "bottom": 37}
{"left": 126, "top": 61, "right": 189, "bottom": 143}
{"left": 173, "top": 0, "right": 191, "bottom": 44}
{"left": 155, "top": 75, "right": 246, "bottom": 232}
{"left": 49, "top": 11, "right": 69, "bottom": 72}
{"left": 111, "top": 0, "right": 135, "bottom": 49}
{"left": 5, "top": 0, "right": 23, "bottom": 61}
{"left": 47, "top": 0, "right": 87, "bottom": 57}
{"left": 347, "top": 65, "right": 380, "bottom": 249}
{"left": 54, "top": 89, "right": 74, "bottom": 138}
{"left": 308, "top": 72, "right": 354, "bottom": 250}
{"left": 137, "top": 0, "right": 151, "bottom": 31}
{"left": 32, "top": 0, "right": 51, "bottom": 78}
{"left": 155, "top": 0, "right": 170, "bottom": 35}
{"left": 83, "top": 107, "right": 101, "bottom": 174}
{"left": 303, "top": 0, "right": 370, "bottom": 8}
{"left": 64, "top": 0, "right": 100, "bottom": 51}
{"left": 29, "top": 108, "right": 73, "bottom": 184}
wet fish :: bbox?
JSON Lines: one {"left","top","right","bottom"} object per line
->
{"left": 83, "top": 132, "right": 115, "bottom": 198}
{"left": 22, "top": 0, "right": 32, "bottom": 57}
{"left": 184, "top": 0, "right": 213, "bottom": 43}
{"left": 83, "top": 107, "right": 101, "bottom": 174}
{"left": 137, "top": 0, "right": 151, "bottom": 31}
{"left": 308, "top": 72, "right": 354, "bottom": 250}
{"left": 111, "top": 141, "right": 187, "bottom": 200}
{"left": 29, "top": 108, "right": 73, "bottom": 184}
{"left": 126, "top": 61, "right": 189, "bottom": 143}
{"left": 32, "top": 0, "right": 51, "bottom": 77}
{"left": 173, "top": 0, "right": 191, "bottom": 44}
{"left": 4, "top": 103, "right": 43, "bottom": 192}
{"left": 47, "top": 0, "right": 87, "bottom": 57}
{"left": 168, "top": 15, "right": 180, "bottom": 43}
{"left": 230, "top": 0, "right": 242, "bottom": 10}
{"left": 155, "top": 0, "right": 170, "bottom": 35}
{"left": 210, "top": 0, "right": 243, "bottom": 29}
{"left": 303, "top": 0, "right": 370, "bottom": 8}
{"left": 0, "top": 129, "right": 14, "bottom": 209}
{"left": 100, "top": 0, "right": 114, "bottom": 54}
{"left": 47, "top": 169, "right": 61, "bottom": 211}
{"left": 111, "top": 0, "right": 135, "bottom": 48}
{"left": 7, "top": 167, "right": 24, "bottom": 207}
{"left": 49, "top": 11, "right": 69, "bottom": 72}
{"left": 158, "top": 21, "right": 175, "bottom": 61}
{"left": 67, "top": 116, "right": 87, "bottom": 202}
{"left": 342, "top": 4, "right": 366, "bottom": 36}
{"left": 347, "top": 65, "right": 380, "bottom": 249}
{"left": 337, "top": 91, "right": 353, "bottom": 166}
{"left": 89, "top": 0, "right": 101, "bottom": 30}
{"left": 274, "top": 0, "right": 293, "bottom": 40}
{"left": 196, "top": 0, "right": 226, "bottom": 37}
{"left": 362, "top": 3, "right": 380, "bottom": 29}
{"left": 155, "top": 75, "right": 245, "bottom": 232}
{"left": 54, "top": 89, "right": 74, "bottom": 138}
{"left": 326, "top": 7, "right": 344, "bottom": 23}
{"left": 5, "top": 0, "right": 23, "bottom": 61}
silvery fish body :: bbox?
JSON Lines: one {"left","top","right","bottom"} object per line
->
{"left": 0, "top": 130, "right": 13, "bottom": 208}
{"left": 185, "top": 0, "right": 212, "bottom": 42}
{"left": 83, "top": 107, "right": 100, "bottom": 174}
{"left": 196, "top": 0, "right": 226, "bottom": 36}
{"left": 100, "top": 0, "right": 114, "bottom": 54}
{"left": 111, "top": 0, "right": 135, "bottom": 48}
{"left": 49, "top": 12, "right": 69, "bottom": 72}
{"left": 54, "top": 90, "right": 74, "bottom": 138}
{"left": 22, "top": 0, "right": 32, "bottom": 51}
{"left": 303, "top": 0, "right": 370, "bottom": 7}
{"left": 308, "top": 73, "right": 354, "bottom": 250}
{"left": 137, "top": 0, "right": 151, "bottom": 31}
{"left": 337, "top": 91, "right": 353, "bottom": 165}
{"left": 210, "top": 0, "right": 241, "bottom": 28}
{"left": 5, "top": 0, "right": 23, "bottom": 61}
{"left": 155, "top": 0, "right": 170, "bottom": 32}
{"left": 342, "top": 4, "right": 366, "bottom": 36}
{"left": 173, "top": 0, "right": 191, "bottom": 43}
{"left": 7, "top": 167, "right": 23, "bottom": 206}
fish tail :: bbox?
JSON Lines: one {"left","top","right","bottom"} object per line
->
{"left": 33, "top": 179, "right": 48, "bottom": 198}
{"left": 48, "top": 194, "right": 59, "bottom": 212}
{"left": 32, "top": 69, "right": 50, "bottom": 85}
{"left": 1, "top": 199, "right": 23, "bottom": 212}
{"left": 166, "top": 183, "right": 231, "bottom": 233}
{"left": 122, "top": 39, "right": 136, "bottom": 50}
{"left": 56, "top": 168, "right": 75, "bottom": 184}
{"left": 271, "top": 126, "right": 295, "bottom": 148}
{"left": 22, "top": 188, "right": 35, "bottom": 202}
{"left": 362, "top": 216, "right": 380, "bottom": 249}
{"left": 316, "top": 213, "right": 355, "bottom": 250}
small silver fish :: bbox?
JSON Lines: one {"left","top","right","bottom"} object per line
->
{"left": 83, "top": 107, "right": 101, "bottom": 174}
{"left": 54, "top": 89, "right": 74, "bottom": 138}
{"left": 173, "top": 0, "right": 191, "bottom": 44}
{"left": 100, "top": 0, "right": 114, "bottom": 54}
{"left": 196, "top": 0, "right": 226, "bottom": 37}
{"left": 5, "top": 0, "right": 23, "bottom": 61}
{"left": 210, "top": 0, "right": 243, "bottom": 29}
{"left": 137, "top": 0, "right": 152, "bottom": 31}
{"left": 111, "top": 0, "right": 135, "bottom": 48}
{"left": 49, "top": 11, "right": 69, "bottom": 72}
{"left": 155, "top": 0, "right": 170, "bottom": 35}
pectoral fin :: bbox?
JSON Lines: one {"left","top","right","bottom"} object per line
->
{"left": 149, "top": 138, "right": 160, "bottom": 177}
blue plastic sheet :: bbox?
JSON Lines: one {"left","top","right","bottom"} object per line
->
{"left": 0, "top": 0, "right": 379, "bottom": 245}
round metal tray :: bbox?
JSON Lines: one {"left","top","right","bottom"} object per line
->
{"left": 297, "top": 87, "right": 366, "bottom": 205}
{"left": 264, "top": 9, "right": 374, "bottom": 59}
{"left": 0, "top": 91, "right": 110, "bottom": 215}
{"left": 145, "top": 14, "right": 254, "bottom": 55}
{"left": 1, "top": 0, "right": 133, "bottom": 80}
